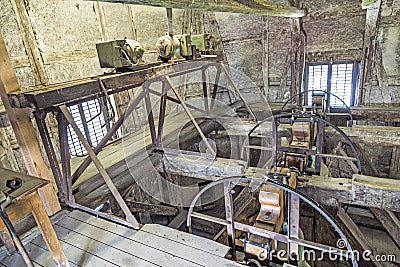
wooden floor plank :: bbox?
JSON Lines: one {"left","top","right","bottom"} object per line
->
{"left": 131, "top": 229, "right": 239, "bottom": 267}
{"left": 32, "top": 237, "right": 119, "bottom": 267}
{"left": 67, "top": 210, "right": 136, "bottom": 238}
{"left": 69, "top": 210, "right": 229, "bottom": 257}
{"left": 55, "top": 216, "right": 200, "bottom": 267}
{"left": 33, "top": 223, "right": 159, "bottom": 267}
{"left": 140, "top": 224, "right": 230, "bottom": 258}
{"left": 0, "top": 241, "right": 78, "bottom": 267}
{"left": 68, "top": 211, "right": 240, "bottom": 266}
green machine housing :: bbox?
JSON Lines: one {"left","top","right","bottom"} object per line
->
{"left": 96, "top": 39, "right": 144, "bottom": 68}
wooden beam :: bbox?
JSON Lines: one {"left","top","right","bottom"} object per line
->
{"left": 360, "top": 0, "right": 382, "bottom": 104}
{"left": 0, "top": 30, "right": 60, "bottom": 215}
{"left": 125, "top": 197, "right": 179, "bottom": 216}
{"left": 370, "top": 207, "right": 400, "bottom": 249}
{"left": 11, "top": 0, "right": 48, "bottom": 85}
{"left": 93, "top": 0, "right": 306, "bottom": 17}
{"left": 168, "top": 209, "right": 189, "bottom": 229}
{"left": 389, "top": 146, "right": 400, "bottom": 179}
{"left": 337, "top": 207, "right": 384, "bottom": 267}
{"left": 254, "top": 169, "right": 400, "bottom": 212}
{"left": 351, "top": 105, "right": 400, "bottom": 122}
{"left": 352, "top": 174, "right": 400, "bottom": 211}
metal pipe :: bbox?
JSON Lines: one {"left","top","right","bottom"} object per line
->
{"left": 0, "top": 208, "right": 34, "bottom": 267}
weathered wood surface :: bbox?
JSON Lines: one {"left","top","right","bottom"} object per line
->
{"left": 352, "top": 174, "right": 400, "bottom": 211}
{"left": 0, "top": 31, "right": 59, "bottom": 214}
{"left": 0, "top": 210, "right": 242, "bottom": 266}
{"left": 8, "top": 58, "right": 221, "bottom": 109}
{"left": 157, "top": 152, "right": 247, "bottom": 180}
{"left": 337, "top": 207, "right": 384, "bottom": 266}
{"left": 246, "top": 167, "right": 400, "bottom": 212}
{"left": 125, "top": 197, "right": 178, "bottom": 216}
{"left": 94, "top": 0, "right": 305, "bottom": 17}
{"left": 370, "top": 207, "right": 400, "bottom": 249}
{"left": 389, "top": 146, "right": 400, "bottom": 179}
{"left": 351, "top": 105, "right": 400, "bottom": 122}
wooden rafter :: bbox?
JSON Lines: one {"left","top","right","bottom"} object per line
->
{"left": 92, "top": 0, "right": 306, "bottom": 17}
{"left": 370, "top": 207, "right": 400, "bottom": 249}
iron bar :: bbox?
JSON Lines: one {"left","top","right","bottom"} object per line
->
{"left": 71, "top": 90, "right": 146, "bottom": 185}
{"left": 33, "top": 111, "right": 65, "bottom": 200}
{"left": 66, "top": 201, "right": 136, "bottom": 229}
{"left": 157, "top": 80, "right": 167, "bottom": 146}
{"left": 60, "top": 104, "right": 140, "bottom": 229}
{"left": 224, "top": 181, "right": 236, "bottom": 260}
{"left": 165, "top": 75, "right": 216, "bottom": 156}
{"left": 220, "top": 64, "right": 256, "bottom": 121}
{"left": 210, "top": 66, "right": 222, "bottom": 110}
{"left": 57, "top": 112, "right": 74, "bottom": 203}
{"left": 0, "top": 209, "right": 34, "bottom": 267}
{"left": 147, "top": 88, "right": 204, "bottom": 113}
{"left": 201, "top": 67, "right": 209, "bottom": 114}
{"left": 143, "top": 84, "right": 157, "bottom": 146}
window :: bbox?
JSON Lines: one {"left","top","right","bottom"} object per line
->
{"left": 305, "top": 61, "right": 360, "bottom": 108}
{"left": 67, "top": 98, "right": 114, "bottom": 157}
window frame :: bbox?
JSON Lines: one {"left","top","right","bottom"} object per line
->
{"left": 304, "top": 60, "right": 360, "bottom": 109}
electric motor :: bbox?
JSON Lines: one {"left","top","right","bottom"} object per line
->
{"left": 156, "top": 33, "right": 181, "bottom": 62}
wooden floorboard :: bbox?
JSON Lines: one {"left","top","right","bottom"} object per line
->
{"left": 0, "top": 210, "right": 240, "bottom": 267}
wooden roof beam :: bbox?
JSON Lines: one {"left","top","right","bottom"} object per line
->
{"left": 92, "top": 0, "right": 306, "bottom": 17}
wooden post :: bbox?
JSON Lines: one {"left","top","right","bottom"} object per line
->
{"left": 0, "top": 31, "right": 60, "bottom": 215}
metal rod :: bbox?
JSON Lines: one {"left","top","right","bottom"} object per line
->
{"left": 166, "top": 8, "right": 173, "bottom": 34}
{"left": 33, "top": 111, "right": 65, "bottom": 200}
{"left": 60, "top": 105, "right": 140, "bottom": 229}
{"left": 66, "top": 201, "right": 136, "bottom": 229}
{"left": 0, "top": 210, "right": 34, "bottom": 267}
{"left": 220, "top": 64, "right": 256, "bottom": 121}
{"left": 143, "top": 84, "right": 157, "bottom": 146}
{"left": 210, "top": 67, "right": 222, "bottom": 110}
{"left": 224, "top": 181, "right": 236, "bottom": 260}
{"left": 201, "top": 67, "right": 209, "bottom": 114}
{"left": 71, "top": 91, "right": 146, "bottom": 185}
{"left": 165, "top": 75, "right": 216, "bottom": 156}
{"left": 147, "top": 88, "right": 204, "bottom": 113}
{"left": 57, "top": 112, "right": 74, "bottom": 203}
{"left": 157, "top": 80, "right": 167, "bottom": 146}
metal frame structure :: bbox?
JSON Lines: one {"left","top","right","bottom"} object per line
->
{"left": 28, "top": 60, "right": 256, "bottom": 224}
{"left": 245, "top": 112, "right": 362, "bottom": 175}
{"left": 186, "top": 176, "right": 358, "bottom": 267}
